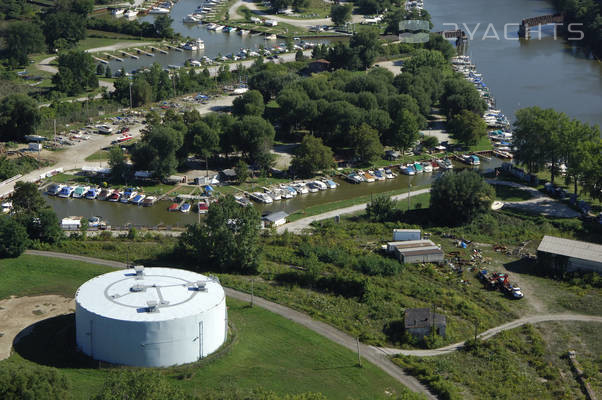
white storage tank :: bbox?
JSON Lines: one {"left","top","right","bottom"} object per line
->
{"left": 393, "top": 229, "right": 421, "bottom": 242}
{"left": 75, "top": 267, "right": 227, "bottom": 367}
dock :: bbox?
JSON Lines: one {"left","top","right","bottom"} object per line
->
{"left": 134, "top": 47, "right": 154, "bottom": 57}
{"left": 150, "top": 46, "right": 168, "bottom": 54}
{"left": 104, "top": 53, "right": 123, "bottom": 62}
{"left": 166, "top": 44, "right": 183, "bottom": 52}
{"left": 121, "top": 51, "right": 139, "bottom": 59}
{"left": 92, "top": 56, "right": 108, "bottom": 64}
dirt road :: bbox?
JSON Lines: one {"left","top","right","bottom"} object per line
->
{"left": 277, "top": 188, "right": 431, "bottom": 233}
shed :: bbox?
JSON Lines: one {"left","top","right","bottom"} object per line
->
{"left": 219, "top": 169, "right": 237, "bottom": 181}
{"left": 393, "top": 229, "right": 421, "bottom": 241}
{"left": 405, "top": 308, "right": 446, "bottom": 338}
{"left": 387, "top": 240, "right": 444, "bottom": 264}
{"left": 385, "top": 150, "right": 401, "bottom": 160}
{"left": 262, "top": 211, "right": 288, "bottom": 228}
{"left": 307, "top": 59, "right": 331, "bottom": 73}
{"left": 264, "top": 19, "right": 278, "bottom": 26}
{"left": 537, "top": 236, "right": 602, "bottom": 274}
{"left": 61, "top": 217, "right": 82, "bottom": 230}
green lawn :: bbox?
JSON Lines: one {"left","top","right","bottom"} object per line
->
{"left": 84, "top": 149, "right": 109, "bottom": 162}
{"left": 1, "top": 255, "right": 422, "bottom": 400}
{"left": 493, "top": 184, "right": 534, "bottom": 201}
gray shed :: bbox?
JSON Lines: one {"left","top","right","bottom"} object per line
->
{"left": 387, "top": 240, "right": 444, "bottom": 264}
{"left": 262, "top": 211, "right": 289, "bottom": 228}
{"left": 537, "top": 236, "right": 602, "bottom": 273}
{"left": 405, "top": 308, "right": 446, "bottom": 338}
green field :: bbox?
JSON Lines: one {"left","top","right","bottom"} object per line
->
{"left": 1, "top": 255, "right": 421, "bottom": 400}
{"left": 493, "top": 184, "right": 534, "bottom": 201}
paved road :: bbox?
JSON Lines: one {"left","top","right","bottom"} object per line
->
{"left": 378, "top": 313, "right": 602, "bottom": 357}
{"left": 24, "top": 250, "right": 436, "bottom": 399}
{"left": 486, "top": 179, "right": 580, "bottom": 218}
{"left": 277, "top": 188, "right": 431, "bottom": 233}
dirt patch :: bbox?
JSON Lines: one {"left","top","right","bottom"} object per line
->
{"left": 0, "top": 295, "right": 74, "bottom": 361}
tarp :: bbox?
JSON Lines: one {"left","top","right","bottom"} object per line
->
{"left": 204, "top": 185, "right": 214, "bottom": 192}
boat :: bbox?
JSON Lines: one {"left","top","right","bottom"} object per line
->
{"left": 112, "top": 8, "right": 125, "bottom": 15}
{"left": 280, "top": 184, "right": 298, "bottom": 196}
{"left": 238, "top": 29, "right": 250, "bottom": 35}
{"left": 250, "top": 192, "right": 273, "bottom": 204}
{"left": 371, "top": 170, "right": 385, "bottom": 181}
{"left": 400, "top": 166, "right": 415, "bottom": 176}
{"left": 47, "top": 183, "right": 64, "bottom": 196}
{"left": 412, "top": 162, "right": 423, "bottom": 174}
{"left": 108, "top": 190, "right": 121, "bottom": 202}
{"left": 346, "top": 173, "right": 363, "bottom": 184}
{"left": 362, "top": 171, "right": 375, "bottom": 183}
{"left": 264, "top": 188, "right": 281, "bottom": 201}
{"left": 206, "top": 23, "right": 218, "bottom": 30}
{"left": 130, "top": 194, "right": 146, "bottom": 205}
{"left": 292, "top": 183, "right": 309, "bottom": 194}
{"left": 234, "top": 195, "right": 251, "bottom": 207}
{"left": 142, "top": 196, "right": 156, "bottom": 207}
{"left": 120, "top": 188, "right": 137, "bottom": 203}
{"left": 1, "top": 201, "right": 12, "bottom": 214}
{"left": 197, "top": 199, "right": 210, "bottom": 213}
{"left": 180, "top": 203, "right": 191, "bottom": 213}
{"left": 266, "top": 34, "right": 278, "bottom": 40}
{"left": 149, "top": 7, "right": 170, "bottom": 14}
{"left": 88, "top": 216, "right": 102, "bottom": 228}
{"left": 124, "top": 9, "right": 138, "bottom": 18}
{"left": 431, "top": 161, "right": 440, "bottom": 170}
{"left": 72, "top": 186, "right": 90, "bottom": 199}
{"left": 223, "top": 26, "right": 236, "bottom": 33}
{"left": 168, "top": 202, "right": 180, "bottom": 211}
{"left": 97, "top": 188, "right": 111, "bottom": 201}
{"left": 85, "top": 188, "right": 99, "bottom": 199}
{"left": 310, "top": 181, "right": 327, "bottom": 190}
{"left": 280, "top": 188, "right": 294, "bottom": 199}
{"left": 437, "top": 158, "right": 453, "bottom": 170}
{"left": 214, "top": 25, "right": 225, "bottom": 31}
{"left": 421, "top": 162, "right": 433, "bottom": 173}
{"left": 183, "top": 14, "right": 200, "bottom": 23}
{"left": 383, "top": 168, "right": 396, "bottom": 179}
{"left": 181, "top": 38, "right": 204, "bottom": 50}
{"left": 322, "top": 179, "right": 337, "bottom": 189}
{"left": 465, "top": 155, "right": 480, "bottom": 165}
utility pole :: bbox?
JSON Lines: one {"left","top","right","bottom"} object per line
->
{"left": 356, "top": 336, "right": 362, "bottom": 367}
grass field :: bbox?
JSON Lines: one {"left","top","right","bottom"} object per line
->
{"left": 393, "top": 322, "right": 602, "bottom": 400}
{"left": 84, "top": 149, "right": 109, "bottom": 162}
{"left": 493, "top": 184, "right": 534, "bottom": 201}
{"left": 1, "top": 255, "right": 421, "bottom": 400}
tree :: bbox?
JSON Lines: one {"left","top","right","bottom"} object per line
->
{"left": 391, "top": 109, "right": 420, "bottom": 154}
{"left": 153, "top": 14, "right": 174, "bottom": 38}
{"left": 290, "top": 135, "right": 334, "bottom": 177}
{"left": 422, "top": 135, "right": 439, "bottom": 149}
{"left": 295, "top": 49, "right": 306, "bottom": 62}
{"left": 12, "top": 182, "right": 47, "bottom": 215}
{"left": 350, "top": 123, "right": 383, "bottom": 163}
{"left": 52, "top": 50, "right": 98, "bottom": 95}
{"left": 349, "top": 28, "right": 381, "bottom": 70}
{"left": 104, "top": 65, "right": 112, "bottom": 78}
{"left": 234, "top": 116, "right": 275, "bottom": 168}
{"left": 440, "top": 76, "right": 487, "bottom": 118}
{"left": 178, "top": 194, "right": 262, "bottom": 274}
{"left": 131, "top": 77, "right": 153, "bottom": 107}
{"left": 131, "top": 126, "right": 184, "bottom": 180}
{"left": 4, "top": 21, "right": 45, "bottom": 65}
{"left": 331, "top": 4, "right": 353, "bottom": 26}
{"left": 403, "top": 49, "right": 447, "bottom": 74}
{"left": 366, "top": 194, "right": 398, "bottom": 222}
{"left": 429, "top": 170, "right": 495, "bottom": 225}
{"left": 96, "top": 63, "right": 105, "bottom": 76}
{"left": 448, "top": 110, "right": 487, "bottom": 147}
{"left": 232, "top": 90, "right": 265, "bottom": 117}
{"left": 27, "top": 208, "right": 63, "bottom": 244}
{"left": 189, "top": 121, "right": 220, "bottom": 175}
{"left": 0, "top": 94, "right": 41, "bottom": 142}
{"left": 108, "top": 146, "right": 128, "bottom": 181}
{"left": 93, "top": 370, "right": 191, "bottom": 400}
{"left": 0, "top": 215, "right": 29, "bottom": 258}
{"left": 234, "top": 159, "right": 249, "bottom": 184}
{"left": 43, "top": 11, "right": 86, "bottom": 50}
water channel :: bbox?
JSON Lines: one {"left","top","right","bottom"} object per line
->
{"left": 44, "top": 159, "right": 503, "bottom": 227}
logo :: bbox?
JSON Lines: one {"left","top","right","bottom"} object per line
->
{"left": 399, "top": 20, "right": 430, "bottom": 43}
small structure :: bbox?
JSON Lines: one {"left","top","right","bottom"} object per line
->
{"left": 262, "top": 211, "right": 288, "bottom": 228}
{"left": 219, "top": 169, "right": 237, "bottom": 181}
{"left": 307, "top": 59, "right": 331, "bottom": 73}
{"left": 405, "top": 308, "right": 446, "bottom": 338}
{"left": 29, "top": 142, "right": 43, "bottom": 151}
{"left": 81, "top": 166, "right": 111, "bottom": 177}
{"left": 164, "top": 175, "right": 186, "bottom": 184}
{"left": 387, "top": 240, "right": 444, "bottom": 264}
{"left": 393, "top": 229, "right": 421, "bottom": 242}
{"left": 385, "top": 150, "right": 401, "bottom": 160}
{"left": 264, "top": 19, "right": 278, "bottom": 27}
{"left": 537, "top": 236, "right": 602, "bottom": 274}
{"left": 61, "top": 216, "right": 82, "bottom": 230}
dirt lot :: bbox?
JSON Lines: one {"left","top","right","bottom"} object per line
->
{"left": 0, "top": 295, "right": 74, "bottom": 360}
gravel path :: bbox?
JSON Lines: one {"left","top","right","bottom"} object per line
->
{"left": 277, "top": 188, "right": 431, "bottom": 233}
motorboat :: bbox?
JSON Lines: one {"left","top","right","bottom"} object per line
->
{"left": 47, "top": 183, "right": 64, "bottom": 196}
{"left": 149, "top": 7, "right": 170, "bottom": 14}
{"left": 310, "top": 180, "right": 327, "bottom": 190}
{"left": 120, "top": 188, "right": 137, "bottom": 203}
{"left": 421, "top": 162, "right": 433, "bottom": 173}
{"left": 197, "top": 199, "right": 210, "bottom": 213}
{"left": 264, "top": 188, "right": 281, "bottom": 201}
{"left": 306, "top": 182, "right": 319, "bottom": 193}
{"left": 431, "top": 161, "right": 440, "bottom": 170}
{"left": 88, "top": 216, "right": 101, "bottom": 228}
{"left": 437, "top": 158, "right": 453, "bottom": 170}
{"left": 412, "top": 162, "right": 423, "bottom": 174}
{"left": 223, "top": 26, "right": 236, "bottom": 33}
{"left": 280, "top": 184, "right": 298, "bottom": 197}
{"left": 124, "top": 9, "right": 138, "bottom": 18}
{"left": 183, "top": 14, "right": 200, "bottom": 23}
{"left": 383, "top": 168, "right": 396, "bottom": 179}
{"left": 322, "top": 179, "right": 337, "bottom": 189}
{"left": 250, "top": 192, "right": 273, "bottom": 204}
{"left": 142, "top": 196, "right": 156, "bottom": 207}
{"left": 108, "top": 190, "right": 121, "bottom": 202}
{"left": 72, "top": 186, "right": 90, "bottom": 199}
{"left": 346, "top": 173, "right": 363, "bottom": 184}
{"left": 292, "top": 183, "right": 309, "bottom": 194}
{"left": 85, "top": 188, "right": 99, "bottom": 199}
{"left": 371, "top": 170, "right": 385, "bottom": 181}
{"left": 97, "top": 188, "right": 111, "bottom": 201}
{"left": 180, "top": 203, "right": 191, "bottom": 213}
{"left": 1, "top": 201, "right": 12, "bottom": 214}
{"left": 206, "top": 23, "right": 218, "bottom": 31}
{"left": 181, "top": 38, "right": 204, "bottom": 50}
{"left": 238, "top": 29, "right": 250, "bottom": 35}
{"left": 168, "top": 203, "right": 180, "bottom": 211}
{"left": 400, "top": 166, "right": 415, "bottom": 176}
{"left": 362, "top": 171, "right": 375, "bottom": 183}
{"left": 112, "top": 8, "right": 125, "bottom": 15}
{"left": 464, "top": 155, "right": 481, "bottom": 165}
{"left": 130, "top": 194, "right": 146, "bottom": 205}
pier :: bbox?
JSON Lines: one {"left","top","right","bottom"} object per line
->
{"left": 120, "top": 51, "right": 139, "bottom": 59}
{"left": 92, "top": 56, "right": 108, "bottom": 64}
{"left": 133, "top": 48, "right": 154, "bottom": 57}
{"left": 104, "top": 53, "right": 123, "bottom": 62}
{"left": 150, "top": 46, "right": 168, "bottom": 54}
{"left": 166, "top": 44, "right": 183, "bottom": 52}
{"left": 518, "top": 14, "right": 564, "bottom": 39}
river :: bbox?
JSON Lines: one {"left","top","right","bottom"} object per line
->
{"left": 44, "top": 158, "right": 503, "bottom": 227}
{"left": 427, "top": 0, "right": 602, "bottom": 127}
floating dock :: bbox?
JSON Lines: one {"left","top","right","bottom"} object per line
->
{"left": 93, "top": 56, "right": 108, "bottom": 64}
{"left": 104, "top": 53, "right": 123, "bottom": 62}
{"left": 120, "top": 51, "right": 139, "bottom": 59}
{"left": 134, "top": 48, "right": 154, "bottom": 57}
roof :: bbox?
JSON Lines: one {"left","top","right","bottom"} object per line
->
{"left": 312, "top": 59, "right": 331, "bottom": 64}
{"left": 263, "top": 211, "right": 289, "bottom": 222}
{"left": 401, "top": 247, "right": 444, "bottom": 257}
{"left": 393, "top": 229, "right": 421, "bottom": 233}
{"left": 75, "top": 268, "right": 225, "bottom": 322}
{"left": 405, "top": 308, "right": 446, "bottom": 329}
{"left": 221, "top": 168, "right": 237, "bottom": 177}
{"left": 388, "top": 240, "right": 436, "bottom": 250}
{"left": 537, "top": 236, "right": 602, "bottom": 264}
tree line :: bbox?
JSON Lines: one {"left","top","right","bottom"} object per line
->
{"left": 552, "top": 0, "right": 602, "bottom": 56}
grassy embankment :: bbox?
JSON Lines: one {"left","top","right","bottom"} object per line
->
{"left": 0, "top": 254, "right": 421, "bottom": 400}
{"left": 393, "top": 322, "right": 602, "bottom": 400}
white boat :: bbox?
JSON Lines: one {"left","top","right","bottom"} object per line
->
{"left": 369, "top": 170, "right": 385, "bottom": 181}
{"left": 120, "top": 189, "right": 137, "bottom": 203}
{"left": 1, "top": 201, "right": 12, "bottom": 214}
{"left": 238, "top": 29, "right": 250, "bottom": 35}
{"left": 421, "top": 162, "right": 433, "bottom": 173}
{"left": 250, "top": 192, "right": 273, "bottom": 204}
{"left": 214, "top": 25, "right": 225, "bottom": 31}
{"left": 322, "top": 179, "right": 337, "bottom": 189}
{"left": 264, "top": 187, "right": 281, "bottom": 201}
{"left": 292, "top": 183, "right": 308, "bottom": 194}
{"left": 183, "top": 14, "right": 200, "bottom": 23}
{"left": 58, "top": 186, "right": 75, "bottom": 198}
{"left": 206, "top": 23, "right": 218, "bottom": 31}
{"left": 124, "top": 9, "right": 138, "bottom": 18}
{"left": 112, "top": 8, "right": 125, "bottom": 15}
{"left": 47, "top": 183, "right": 65, "bottom": 196}
{"left": 436, "top": 158, "right": 453, "bottom": 170}
{"left": 181, "top": 38, "right": 204, "bottom": 51}
{"left": 310, "top": 181, "right": 327, "bottom": 190}
{"left": 72, "top": 186, "right": 90, "bottom": 199}
{"left": 266, "top": 34, "right": 278, "bottom": 40}
{"left": 130, "top": 194, "right": 146, "bottom": 205}
{"left": 149, "top": 7, "right": 170, "bottom": 14}
{"left": 383, "top": 168, "right": 396, "bottom": 179}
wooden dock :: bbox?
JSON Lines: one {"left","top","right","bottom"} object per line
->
{"left": 134, "top": 47, "right": 154, "bottom": 57}
{"left": 150, "top": 46, "right": 168, "bottom": 54}
{"left": 92, "top": 56, "right": 108, "bottom": 64}
{"left": 104, "top": 53, "right": 123, "bottom": 62}
{"left": 166, "top": 44, "right": 183, "bottom": 52}
{"left": 121, "top": 51, "right": 139, "bottom": 59}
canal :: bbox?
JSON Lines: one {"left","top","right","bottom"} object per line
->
{"left": 44, "top": 158, "right": 504, "bottom": 227}
{"left": 428, "top": 0, "right": 602, "bottom": 127}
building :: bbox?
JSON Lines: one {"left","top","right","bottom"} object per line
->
{"left": 262, "top": 211, "right": 289, "bottom": 228}
{"left": 405, "top": 308, "right": 446, "bottom": 338}
{"left": 393, "top": 229, "right": 421, "bottom": 242}
{"left": 264, "top": 19, "right": 278, "bottom": 26}
{"left": 75, "top": 266, "right": 227, "bottom": 367}
{"left": 219, "top": 169, "right": 237, "bottom": 182}
{"left": 387, "top": 240, "right": 444, "bottom": 264}
{"left": 307, "top": 59, "right": 331, "bottom": 73}
{"left": 537, "top": 236, "right": 602, "bottom": 273}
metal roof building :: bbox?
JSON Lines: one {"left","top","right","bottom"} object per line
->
{"left": 75, "top": 267, "right": 227, "bottom": 367}
{"left": 387, "top": 240, "right": 444, "bottom": 264}
{"left": 537, "top": 236, "right": 602, "bottom": 273}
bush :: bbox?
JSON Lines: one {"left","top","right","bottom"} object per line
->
{"left": 0, "top": 216, "right": 29, "bottom": 258}
{"left": 0, "top": 362, "right": 71, "bottom": 400}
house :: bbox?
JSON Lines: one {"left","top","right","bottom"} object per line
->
{"left": 262, "top": 211, "right": 288, "bottom": 228}
{"left": 385, "top": 150, "right": 401, "bottom": 160}
{"left": 219, "top": 169, "right": 237, "bottom": 181}
{"left": 405, "top": 308, "right": 446, "bottom": 338}
{"left": 387, "top": 240, "right": 444, "bottom": 264}
{"left": 307, "top": 59, "right": 331, "bottom": 73}
{"left": 537, "top": 235, "right": 602, "bottom": 274}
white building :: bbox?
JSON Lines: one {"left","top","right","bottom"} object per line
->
{"left": 75, "top": 266, "right": 227, "bottom": 367}
{"left": 264, "top": 19, "right": 278, "bottom": 26}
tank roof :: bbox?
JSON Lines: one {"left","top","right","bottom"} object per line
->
{"left": 76, "top": 267, "right": 225, "bottom": 322}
